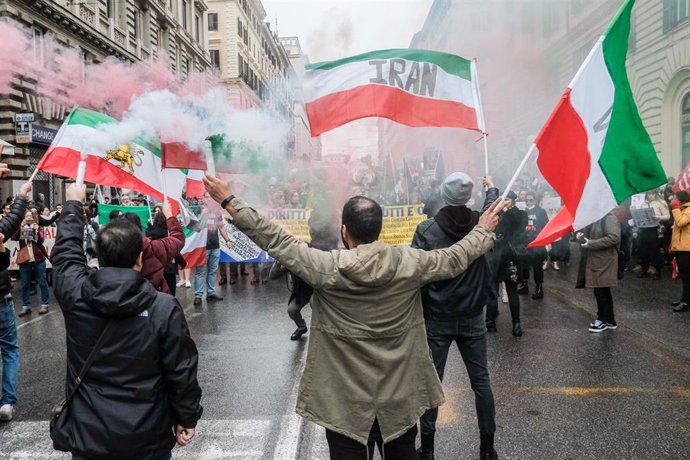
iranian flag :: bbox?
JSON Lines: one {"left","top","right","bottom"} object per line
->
{"left": 529, "top": 0, "right": 666, "bottom": 247}
{"left": 38, "top": 108, "right": 187, "bottom": 212}
{"left": 181, "top": 228, "right": 207, "bottom": 268}
{"left": 303, "top": 49, "right": 485, "bottom": 136}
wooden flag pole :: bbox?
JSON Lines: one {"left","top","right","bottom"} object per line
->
{"left": 28, "top": 167, "right": 40, "bottom": 183}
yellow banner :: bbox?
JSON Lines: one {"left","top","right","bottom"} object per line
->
{"left": 264, "top": 205, "right": 426, "bottom": 245}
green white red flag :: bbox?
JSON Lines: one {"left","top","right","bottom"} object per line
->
{"left": 38, "top": 108, "right": 187, "bottom": 212}
{"left": 303, "top": 49, "right": 485, "bottom": 136}
{"left": 529, "top": 0, "right": 666, "bottom": 247}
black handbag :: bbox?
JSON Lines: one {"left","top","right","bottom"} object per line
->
{"left": 50, "top": 321, "right": 115, "bottom": 452}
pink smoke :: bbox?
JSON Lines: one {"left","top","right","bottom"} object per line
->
{"left": 0, "top": 22, "right": 218, "bottom": 118}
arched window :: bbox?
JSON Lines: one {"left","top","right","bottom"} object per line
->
{"left": 682, "top": 93, "right": 690, "bottom": 168}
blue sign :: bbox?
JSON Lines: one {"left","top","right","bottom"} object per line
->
{"left": 30, "top": 125, "right": 58, "bottom": 145}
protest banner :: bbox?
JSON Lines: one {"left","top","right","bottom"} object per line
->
{"left": 631, "top": 208, "right": 658, "bottom": 228}
{"left": 6, "top": 226, "right": 56, "bottom": 270}
{"left": 379, "top": 205, "right": 427, "bottom": 245}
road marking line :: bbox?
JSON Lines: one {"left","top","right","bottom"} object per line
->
{"left": 272, "top": 346, "right": 307, "bottom": 460}
{"left": 17, "top": 311, "right": 56, "bottom": 330}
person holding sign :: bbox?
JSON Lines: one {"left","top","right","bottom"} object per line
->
{"left": 631, "top": 190, "right": 669, "bottom": 280}
{"left": 202, "top": 173, "right": 506, "bottom": 460}
{"left": 13, "top": 210, "right": 51, "bottom": 317}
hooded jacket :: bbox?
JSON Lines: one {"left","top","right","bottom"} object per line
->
{"left": 411, "top": 187, "right": 498, "bottom": 321}
{"left": 232, "top": 198, "right": 495, "bottom": 444}
{"left": 51, "top": 201, "right": 202, "bottom": 460}
{"left": 140, "top": 217, "right": 185, "bottom": 293}
{"left": 0, "top": 196, "right": 28, "bottom": 297}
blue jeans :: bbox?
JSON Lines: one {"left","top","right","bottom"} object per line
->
{"left": 19, "top": 260, "right": 50, "bottom": 309}
{"left": 194, "top": 249, "right": 220, "bottom": 298}
{"left": 0, "top": 297, "right": 19, "bottom": 405}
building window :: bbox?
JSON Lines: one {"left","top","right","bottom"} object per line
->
{"left": 238, "top": 18, "right": 242, "bottom": 36}
{"left": 210, "top": 49, "right": 220, "bottom": 68}
{"left": 208, "top": 12, "right": 218, "bottom": 31}
{"left": 195, "top": 14, "right": 200, "bottom": 41}
{"left": 664, "top": 0, "right": 690, "bottom": 32}
{"left": 682, "top": 92, "right": 690, "bottom": 168}
{"left": 182, "top": 0, "right": 189, "bottom": 29}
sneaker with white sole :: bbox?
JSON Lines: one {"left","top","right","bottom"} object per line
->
{"left": 588, "top": 320, "right": 608, "bottom": 333}
{"left": 176, "top": 279, "right": 185, "bottom": 287}
{"left": 500, "top": 283, "right": 508, "bottom": 304}
{"left": 605, "top": 322, "right": 618, "bottom": 330}
{"left": 185, "top": 280, "right": 191, "bottom": 288}
{"left": 552, "top": 261, "right": 560, "bottom": 271}
{"left": 542, "top": 261, "right": 549, "bottom": 270}
{"left": 0, "top": 404, "right": 14, "bottom": 421}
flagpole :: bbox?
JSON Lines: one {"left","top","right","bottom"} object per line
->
{"left": 501, "top": 143, "right": 537, "bottom": 200}
{"left": 471, "top": 58, "right": 489, "bottom": 185}
{"left": 162, "top": 168, "right": 168, "bottom": 203}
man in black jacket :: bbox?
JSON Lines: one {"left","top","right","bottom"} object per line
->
{"left": 412, "top": 172, "right": 498, "bottom": 460}
{"left": 51, "top": 184, "right": 203, "bottom": 459}
{"left": 517, "top": 192, "right": 549, "bottom": 299}
{"left": 0, "top": 176, "right": 31, "bottom": 422}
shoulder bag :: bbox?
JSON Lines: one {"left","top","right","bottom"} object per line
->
{"left": 50, "top": 321, "right": 115, "bottom": 452}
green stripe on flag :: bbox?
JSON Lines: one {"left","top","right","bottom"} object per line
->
{"left": 98, "top": 204, "right": 151, "bottom": 230}
{"left": 598, "top": 0, "right": 665, "bottom": 201}
{"left": 305, "top": 49, "right": 472, "bottom": 81}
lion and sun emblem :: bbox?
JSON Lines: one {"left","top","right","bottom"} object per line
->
{"left": 103, "top": 144, "right": 144, "bottom": 174}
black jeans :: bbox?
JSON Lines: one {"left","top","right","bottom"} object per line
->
{"left": 676, "top": 251, "right": 690, "bottom": 302}
{"left": 520, "top": 247, "right": 545, "bottom": 285}
{"left": 594, "top": 287, "right": 615, "bottom": 324}
{"left": 638, "top": 227, "right": 662, "bottom": 272}
{"left": 420, "top": 316, "right": 496, "bottom": 439}
{"left": 73, "top": 453, "right": 171, "bottom": 460}
{"left": 288, "top": 302, "right": 307, "bottom": 329}
{"left": 486, "top": 280, "right": 520, "bottom": 324}
{"left": 326, "top": 418, "right": 417, "bottom": 460}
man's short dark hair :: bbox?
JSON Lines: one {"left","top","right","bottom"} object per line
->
{"left": 341, "top": 196, "right": 383, "bottom": 244}
{"left": 123, "top": 212, "right": 142, "bottom": 229}
{"left": 677, "top": 191, "right": 690, "bottom": 204}
{"left": 97, "top": 219, "right": 143, "bottom": 268}
{"left": 108, "top": 209, "right": 122, "bottom": 220}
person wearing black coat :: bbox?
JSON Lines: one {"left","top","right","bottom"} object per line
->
{"left": 50, "top": 185, "right": 202, "bottom": 459}
{"left": 412, "top": 173, "right": 499, "bottom": 460}
{"left": 485, "top": 192, "right": 528, "bottom": 337}
{"left": 0, "top": 180, "right": 31, "bottom": 422}
{"left": 517, "top": 191, "right": 549, "bottom": 299}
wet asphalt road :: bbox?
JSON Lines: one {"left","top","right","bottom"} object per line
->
{"left": 1, "top": 246, "right": 689, "bottom": 459}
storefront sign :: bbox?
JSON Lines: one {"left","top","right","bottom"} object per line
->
{"left": 15, "top": 113, "right": 35, "bottom": 123}
{"left": 30, "top": 125, "right": 58, "bottom": 145}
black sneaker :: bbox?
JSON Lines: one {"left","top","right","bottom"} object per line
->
{"left": 671, "top": 300, "right": 683, "bottom": 307}
{"left": 486, "top": 321, "right": 497, "bottom": 333}
{"left": 605, "top": 322, "right": 618, "bottom": 330}
{"left": 416, "top": 447, "right": 435, "bottom": 460}
{"left": 588, "top": 320, "right": 607, "bottom": 333}
{"left": 512, "top": 322, "right": 522, "bottom": 337}
{"left": 673, "top": 302, "right": 689, "bottom": 312}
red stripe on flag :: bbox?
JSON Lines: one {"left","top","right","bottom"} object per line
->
{"left": 306, "top": 85, "right": 480, "bottom": 137}
{"left": 183, "top": 246, "right": 207, "bottom": 268}
{"left": 186, "top": 178, "right": 205, "bottom": 198}
{"left": 38, "top": 146, "right": 180, "bottom": 214}
{"left": 162, "top": 142, "right": 208, "bottom": 170}
{"left": 530, "top": 89, "right": 591, "bottom": 247}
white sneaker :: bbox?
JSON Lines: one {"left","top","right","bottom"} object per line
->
{"left": 176, "top": 279, "right": 185, "bottom": 287}
{"left": 542, "top": 261, "right": 549, "bottom": 270}
{"left": 185, "top": 280, "right": 191, "bottom": 288}
{"left": 500, "top": 283, "right": 508, "bottom": 304}
{"left": 552, "top": 261, "right": 560, "bottom": 271}
{"left": 0, "top": 404, "right": 14, "bottom": 421}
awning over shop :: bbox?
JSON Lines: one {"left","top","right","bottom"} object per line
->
{"left": 0, "top": 139, "right": 15, "bottom": 156}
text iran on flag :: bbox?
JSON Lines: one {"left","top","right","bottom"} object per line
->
{"left": 529, "top": 0, "right": 665, "bottom": 247}
{"left": 303, "top": 49, "right": 485, "bottom": 136}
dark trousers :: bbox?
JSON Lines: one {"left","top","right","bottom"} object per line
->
{"left": 164, "top": 272, "right": 176, "bottom": 296}
{"left": 420, "top": 317, "right": 496, "bottom": 439}
{"left": 326, "top": 418, "right": 417, "bottom": 460}
{"left": 676, "top": 251, "right": 690, "bottom": 302}
{"left": 594, "top": 287, "right": 615, "bottom": 324}
{"left": 288, "top": 302, "right": 307, "bottom": 329}
{"left": 73, "top": 453, "right": 171, "bottom": 460}
{"left": 638, "top": 227, "right": 662, "bottom": 272}
{"left": 520, "top": 248, "right": 545, "bottom": 285}
{"left": 486, "top": 280, "right": 520, "bottom": 324}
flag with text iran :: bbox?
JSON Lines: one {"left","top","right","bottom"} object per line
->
{"left": 303, "top": 49, "right": 485, "bottom": 136}
{"left": 529, "top": 0, "right": 666, "bottom": 247}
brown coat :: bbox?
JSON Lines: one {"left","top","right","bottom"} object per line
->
{"left": 577, "top": 214, "right": 621, "bottom": 289}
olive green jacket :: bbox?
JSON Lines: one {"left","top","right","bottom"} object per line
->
{"left": 233, "top": 200, "right": 495, "bottom": 444}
